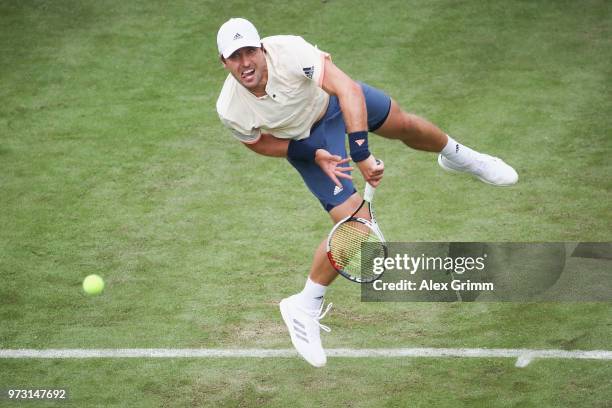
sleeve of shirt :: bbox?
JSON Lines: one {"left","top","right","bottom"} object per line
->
{"left": 231, "top": 128, "right": 261, "bottom": 144}
{"left": 220, "top": 117, "right": 262, "bottom": 144}
{"left": 286, "top": 36, "right": 329, "bottom": 87}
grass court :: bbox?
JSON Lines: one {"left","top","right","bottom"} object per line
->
{"left": 1, "top": 0, "right": 610, "bottom": 406}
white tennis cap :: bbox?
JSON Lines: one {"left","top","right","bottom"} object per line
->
{"left": 217, "top": 18, "right": 261, "bottom": 58}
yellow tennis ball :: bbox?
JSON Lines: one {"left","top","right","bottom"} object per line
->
{"left": 83, "top": 274, "right": 104, "bottom": 295}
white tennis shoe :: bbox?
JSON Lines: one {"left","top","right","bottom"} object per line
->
{"left": 279, "top": 295, "right": 333, "bottom": 368}
{"left": 438, "top": 153, "right": 518, "bottom": 186}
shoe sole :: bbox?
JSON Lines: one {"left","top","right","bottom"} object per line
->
{"left": 279, "top": 299, "right": 326, "bottom": 368}
{"left": 437, "top": 155, "right": 516, "bottom": 187}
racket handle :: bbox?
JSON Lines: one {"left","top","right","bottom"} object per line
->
{"left": 364, "top": 158, "right": 381, "bottom": 202}
{"left": 364, "top": 182, "right": 376, "bottom": 202}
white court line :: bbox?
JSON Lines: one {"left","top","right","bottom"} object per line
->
{"left": 1, "top": 348, "right": 611, "bottom": 367}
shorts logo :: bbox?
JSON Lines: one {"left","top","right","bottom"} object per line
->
{"left": 233, "top": 33, "right": 243, "bottom": 40}
{"left": 333, "top": 185, "right": 343, "bottom": 196}
{"left": 355, "top": 139, "right": 366, "bottom": 146}
{"left": 302, "top": 66, "right": 314, "bottom": 79}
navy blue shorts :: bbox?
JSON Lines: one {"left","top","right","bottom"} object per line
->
{"left": 287, "top": 82, "right": 391, "bottom": 212}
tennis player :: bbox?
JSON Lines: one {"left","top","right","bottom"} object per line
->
{"left": 215, "top": 18, "right": 518, "bottom": 367}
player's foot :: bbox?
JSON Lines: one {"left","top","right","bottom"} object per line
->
{"left": 438, "top": 153, "right": 518, "bottom": 186}
{"left": 279, "top": 295, "right": 333, "bottom": 368}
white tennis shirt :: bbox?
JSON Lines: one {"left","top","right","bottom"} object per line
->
{"left": 216, "top": 35, "right": 330, "bottom": 144}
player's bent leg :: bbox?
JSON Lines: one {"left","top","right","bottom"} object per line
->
{"left": 279, "top": 192, "right": 370, "bottom": 367}
{"left": 374, "top": 99, "right": 518, "bottom": 186}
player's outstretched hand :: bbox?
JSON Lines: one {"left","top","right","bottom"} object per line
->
{"left": 314, "top": 149, "right": 353, "bottom": 188}
{"left": 357, "top": 155, "right": 384, "bottom": 187}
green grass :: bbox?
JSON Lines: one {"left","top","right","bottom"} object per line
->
{"left": 1, "top": 0, "right": 611, "bottom": 407}
{"left": 2, "top": 359, "right": 611, "bottom": 407}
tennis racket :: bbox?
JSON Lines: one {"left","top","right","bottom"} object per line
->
{"left": 326, "top": 181, "right": 388, "bottom": 283}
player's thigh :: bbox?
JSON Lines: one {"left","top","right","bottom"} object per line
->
{"left": 371, "top": 98, "right": 411, "bottom": 140}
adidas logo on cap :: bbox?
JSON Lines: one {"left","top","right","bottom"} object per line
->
{"left": 233, "top": 32, "right": 243, "bottom": 40}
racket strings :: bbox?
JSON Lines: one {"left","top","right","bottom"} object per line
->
{"left": 329, "top": 220, "right": 385, "bottom": 280}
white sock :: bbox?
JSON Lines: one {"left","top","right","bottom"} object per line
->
{"left": 441, "top": 135, "right": 478, "bottom": 166}
{"left": 296, "top": 277, "right": 327, "bottom": 310}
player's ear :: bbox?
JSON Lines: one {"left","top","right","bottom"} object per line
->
{"left": 220, "top": 55, "right": 227, "bottom": 68}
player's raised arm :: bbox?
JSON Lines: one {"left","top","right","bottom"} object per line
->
{"left": 320, "top": 57, "right": 367, "bottom": 136}
{"left": 320, "top": 58, "right": 384, "bottom": 186}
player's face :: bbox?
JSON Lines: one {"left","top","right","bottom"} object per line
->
{"left": 222, "top": 46, "right": 267, "bottom": 95}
